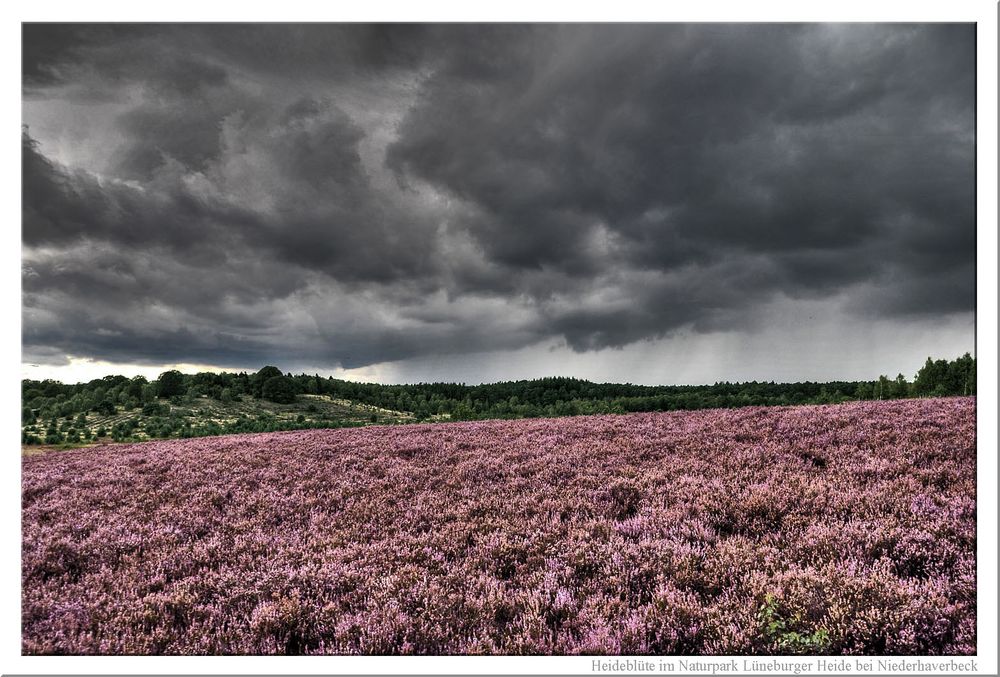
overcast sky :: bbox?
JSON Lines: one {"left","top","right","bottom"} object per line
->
{"left": 21, "top": 24, "right": 976, "bottom": 385}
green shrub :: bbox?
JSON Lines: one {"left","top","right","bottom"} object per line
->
{"left": 758, "top": 594, "right": 832, "bottom": 654}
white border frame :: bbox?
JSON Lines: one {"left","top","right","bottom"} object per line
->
{"left": 4, "top": 1, "right": 997, "bottom": 674}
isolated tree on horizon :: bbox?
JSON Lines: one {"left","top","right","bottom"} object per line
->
{"left": 250, "top": 366, "right": 284, "bottom": 398}
{"left": 156, "top": 370, "right": 185, "bottom": 399}
{"left": 261, "top": 375, "right": 296, "bottom": 404}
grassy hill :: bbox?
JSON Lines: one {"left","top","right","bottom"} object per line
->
{"left": 22, "top": 392, "right": 419, "bottom": 451}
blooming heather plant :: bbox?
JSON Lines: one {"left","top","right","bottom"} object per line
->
{"left": 22, "top": 398, "right": 975, "bottom": 655}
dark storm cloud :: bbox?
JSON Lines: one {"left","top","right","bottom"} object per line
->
{"left": 22, "top": 131, "right": 257, "bottom": 263}
{"left": 22, "top": 24, "right": 975, "bottom": 370}
{"left": 22, "top": 24, "right": 119, "bottom": 87}
{"left": 22, "top": 24, "right": 430, "bottom": 95}
{"left": 388, "top": 24, "right": 972, "bottom": 267}
{"left": 385, "top": 24, "right": 975, "bottom": 349}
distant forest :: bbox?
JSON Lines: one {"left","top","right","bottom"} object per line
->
{"left": 22, "top": 354, "right": 975, "bottom": 446}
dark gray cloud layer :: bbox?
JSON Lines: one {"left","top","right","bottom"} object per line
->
{"left": 22, "top": 24, "right": 975, "bottom": 373}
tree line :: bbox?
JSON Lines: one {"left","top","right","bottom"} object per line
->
{"left": 22, "top": 353, "right": 975, "bottom": 443}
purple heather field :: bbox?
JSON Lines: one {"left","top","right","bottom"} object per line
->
{"left": 22, "top": 397, "right": 976, "bottom": 655}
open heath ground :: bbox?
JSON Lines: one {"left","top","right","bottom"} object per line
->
{"left": 22, "top": 397, "right": 975, "bottom": 655}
